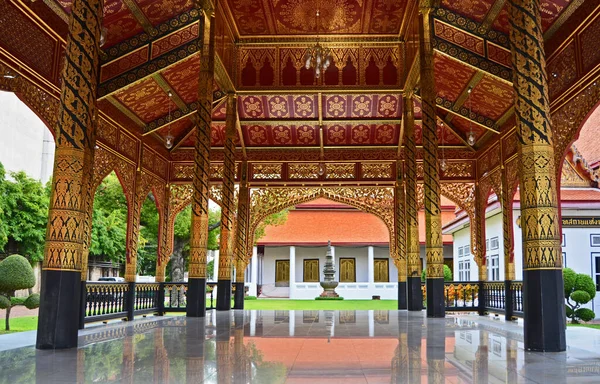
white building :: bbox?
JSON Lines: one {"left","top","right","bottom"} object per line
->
{"left": 239, "top": 198, "right": 456, "bottom": 300}
{"left": 444, "top": 144, "right": 600, "bottom": 317}
{"left": 0, "top": 92, "right": 54, "bottom": 183}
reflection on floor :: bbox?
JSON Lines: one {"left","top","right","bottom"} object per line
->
{"left": 1, "top": 310, "right": 600, "bottom": 383}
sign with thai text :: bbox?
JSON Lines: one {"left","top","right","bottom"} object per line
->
{"left": 562, "top": 217, "right": 600, "bottom": 227}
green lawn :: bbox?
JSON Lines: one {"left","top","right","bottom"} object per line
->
{"left": 0, "top": 316, "right": 38, "bottom": 335}
{"left": 567, "top": 323, "right": 600, "bottom": 330}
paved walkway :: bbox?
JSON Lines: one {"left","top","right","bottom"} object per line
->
{"left": 0, "top": 306, "right": 38, "bottom": 319}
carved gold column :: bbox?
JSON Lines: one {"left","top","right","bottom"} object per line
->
{"left": 153, "top": 328, "right": 170, "bottom": 384}
{"left": 474, "top": 182, "right": 487, "bottom": 316}
{"left": 187, "top": 10, "right": 214, "bottom": 317}
{"left": 216, "top": 93, "right": 237, "bottom": 310}
{"left": 395, "top": 159, "right": 408, "bottom": 309}
{"left": 186, "top": 315, "right": 206, "bottom": 383}
{"left": 157, "top": 183, "right": 171, "bottom": 283}
{"left": 509, "top": 0, "right": 565, "bottom": 352}
{"left": 122, "top": 332, "right": 135, "bottom": 384}
{"left": 125, "top": 170, "right": 144, "bottom": 283}
{"left": 473, "top": 330, "right": 489, "bottom": 384}
{"left": 404, "top": 94, "right": 422, "bottom": 311}
{"left": 36, "top": 0, "right": 102, "bottom": 350}
{"left": 233, "top": 162, "right": 249, "bottom": 309}
{"left": 501, "top": 167, "right": 516, "bottom": 320}
{"left": 419, "top": 0, "right": 444, "bottom": 318}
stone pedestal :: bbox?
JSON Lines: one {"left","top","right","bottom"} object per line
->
{"left": 319, "top": 241, "right": 339, "bottom": 298}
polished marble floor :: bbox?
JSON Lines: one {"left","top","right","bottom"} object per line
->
{"left": 1, "top": 310, "right": 600, "bottom": 383}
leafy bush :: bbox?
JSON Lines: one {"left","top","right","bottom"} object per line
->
{"left": 0, "top": 254, "right": 39, "bottom": 330}
{"left": 24, "top": 293, "right": 40, "bottom": 310}
{"left": 564, "top": 267, "right": 596, "bottom": 323}
{"left": 421, "top": 265, "right": 453, "bottom": 282}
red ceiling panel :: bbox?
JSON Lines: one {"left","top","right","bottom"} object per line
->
{"left": 162, "top": 55, "right": 200, "bottom": 104}
{"left": 448, "top": 114, "right": 487, "bottom": 143}
{"left": 434, "top": 53, "right": 476, "bottom": 103}
{"left": 441, "top": 0, "right": 494, "bottom": 23}
{"left": 136, "top": 0, "right": 195, "bottom": 26}
{"left": 323, "top": 123, "right": 399, "bottom": 146}
{"left": 114, "top": 78, "right": 177, "bottom": 123}
{"left": 102, "top": 0, "right": 144, "bottom": 48}
{"left": 468, "top": 75, "right": 514, "bottom": 121}
{"left": 238, "top": 95, "right": 319, "bottom": 119}
{"left": 243, "top": 124, "right": 320, "bottom": 147}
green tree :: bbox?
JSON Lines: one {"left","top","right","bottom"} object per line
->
{"left": 137, "top": 194, "right": 160, "bottom": 275}
{"left": 564, "top": 267, "right": 596, "bottom": 323}
{"left": 254, "top": 209, "right": 288, "bottom": 243}
{"left": 0, "top": 254, "right": 40, "bottom": 330}
{"left": 89, "top": 172, "right": 128, "bottom": 264}
{"left": 421, "top": 265, "right": 453, "bottom": 282}
{"left": 0, "top": 167, "right": 49, "bottom": 262}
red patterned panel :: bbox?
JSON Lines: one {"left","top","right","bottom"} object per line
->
{"left": 238, "top": 95, "right": 319, "bottom": 119}
{"left": 272, "top": 0, "right": 363, "bottom": 34}
{"left": 350, "top": 124, "right": 372, "bottom": 144}
{"left": 580, "top": 14, "right": 600, "bottom": 72}
{"left": 103, "top": 0, "right": 144, "bottom": 48}
{"left": 487, "top": 42, "right": 511, "bottom": 68}
{"left": 239, "top": 95, "right": 266, "bottom": 118}
{"left": 373, "top": 124, "right": 399, "bottom": 145}
{"left": 434, "top": 54, "right": 476, "bottom": 102}
{"left": 212, "top": 99, "right": 227, "bottom": 120}
{"left": 115, "top": 78, "right": 177, "bottom": 123}
{"left": 0, "top": 1, "right": 56, "bottom": 79}
{"left": 137, "top": 0, "right": 195, "bottom": 26}
{"left": 227, "top": 0, "right": 270, "bottom": 35}
{"left": 413, "top": 99, "right": 422, "bottom": 119}
{"left": 151, "top": 22, "right": 199, "bottom": 59}
{"left": 369, "top": 0, "right": 408, "bottom": 34}
{"left": 100, "top": 46, "right": 149, "bottom": 82}
{"left": 296, "top": 125, "right": 319, "bottom": 145}
{"left": 211, "top": 123, "right": 226, "bottom": 146}
{"left": 547, "top": 41, "right": 577, "bottom": 99}
{"left": 492, "top": 7, "right": 509, "bottom": 34}
{"left": 441, "top": 0, "right": 494, "bottom": 23}
{"left": 350, "top": 95, "right": 376, "bottom": 118}
{"left": 162, "top": 55, "right": 200, "bottom": 104}
{"left": 540, "top": 0, "right": 572, "bottom": 31}
{"left": 267, "top": 95, "right": 291, "bottom": 118}
{"left": 244, "top": 125, "right": 270, "bottom": 145}
{"left": 271, "top": 125, "right": 294, "bottom": 145}
{"left": 434, "top": 20, "right": 484, "bottom": 56}
{"left": 242, "top": 124, "right": 319, "bottom": 146}
{"left": 292, "top": 95, "right": 318, "bottom": 118}
{"left": 448, "top": 115, "right": 487, "bottom": 142}
{"left": 413, "top": 123, "right": 463, "bottom": 146}
{"left": 325, "top": 124, "right": 350, "bottom": 145}
{"left": 155, "top": 118, "right": 193, "bottom": 141}
{"left": 323, "top": 95, "right": 350, "bottom": 119}
{"left": 469, "top": 76, "right": 514, "bottom": 120}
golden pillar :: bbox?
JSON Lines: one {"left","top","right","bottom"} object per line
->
{"left": 474, "top": 184, "right": 487, "bottom": 282}
{"left": 509, "top": 0, "right": 565, "bottom": 351}
{"left": 124, "top": 170, "right": 144, "bottom": 283}
{"left": 216, "top": 338, "right": 232, "bottom": 384}
{"left": 122, "top": 333, "right": 135, "bottom": 384}
{"left": 187, "top": 11, "right": 214, "bottom": 317}
{"left": 233, "top": 161, "right": 249, "bottom": 309}
{"left": 216, "top": 93, "right": 237, "bottom": 310}
{"left": 153, "top": 328, "right": 170, "bottom": 384}
{"left": 419, "top": 0, "right": 444, "bottom": 317}
{"left": 36, "top": 0, "right": 103, "bottom": 350}
{"left": 404, "top": 94, "right": 422, "bottom": 311}
{"left": 80, "top": 146, "right": 96, "bottom": 283}
{"left": 395, "top": 159, "right": 408, "bottom": 309}
{"left": 473, "top": 330, "right": 489, "bottom": 384}
{"left": 157, "top": 183, "right": 172, "bottom": 283}
{"left": 501, "top": 168, "right": 516, "bottom": 281}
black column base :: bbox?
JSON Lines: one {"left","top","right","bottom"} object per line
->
{"left": 524, "top": 269, "right": 566, "bottom": 352}
{"left": 233, "top": 282, "right": 245, "bottom": 310}
{"left": 79, "top": 280, "right": 86, "bottom": 330}
{"left": 504, "top": 279, "right": 514, "bottom": 321}
{"left": 36, "top": 270, "right": 81, "bottom": 349}
{"left": 398, "top": 281, "right": 407, "bottom": 310}
{"left": 187, "top": 278, "right": 207, "bottom": 317}
{"left": 216, "top": 279, "right": 232, "bottom": 310}
{"left": 426, "top": 278, "right": 445, "bottom": 318}
{"left": 407, "top": 276, "right": 422, "bottom": 311}
{"left": 478, "top": 280, "right": 487, "bottom": 316}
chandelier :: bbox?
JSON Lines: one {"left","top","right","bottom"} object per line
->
{"left": 467, "top": 87, "right": 476, "bottom": 146}
{"left": 165, "top": 91, "right": 174, "bottom": 149}
{"left": 304, "top": 9, "right": 331, "bottom": 79}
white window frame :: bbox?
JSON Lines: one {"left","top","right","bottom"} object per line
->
{"left": 490, "top": 236, "right": 499, "bottom": 250}
{"left": 487, "top": 254, "right": 500, "bottom": 281}
{"left": 593, "top": 253, "right": 600, "bottom": 292}
{"left": 590, "top": 234, "right": 600, "bottom": 247}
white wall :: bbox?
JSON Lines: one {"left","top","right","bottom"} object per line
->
{"left": 263, "top": 246, "right": 290, "bottom": 284}
{"left": 0, "top": 92, "right": 54, "bottom": 183}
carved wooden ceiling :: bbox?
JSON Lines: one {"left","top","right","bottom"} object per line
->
{"left": 0, "top": 0, "right": 594, "bottom": 176}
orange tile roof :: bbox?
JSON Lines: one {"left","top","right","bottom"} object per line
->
{"left": 258, "top": 205, "right": 455, "bottom": 245}
{"left": 574, "top": 105, "right": 600, "bottom": 167}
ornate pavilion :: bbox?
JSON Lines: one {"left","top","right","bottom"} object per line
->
{"left": 0, "top": 0, "right": 599, "bottom": 354}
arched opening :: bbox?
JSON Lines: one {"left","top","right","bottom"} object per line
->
{"left": 241, "top": 58, "right": 257, "bottom": 87}
{"left": 281, "top": 57, "right": 297, "bottom": 86}
{"left": 365, "top": 56, "right": 379, "bottom": 85}
{"left": 259, "top": 58, "right": 274, "bottom": 86}
{"left": 250, "top": 196, "right": 398, "bottom": 299}
{"left": 88, "top": 171, "right": 129, "bottom": 281}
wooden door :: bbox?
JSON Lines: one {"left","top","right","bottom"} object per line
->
{"left": 339, "top": 258, "right": 356, "bottom": 282}
{"left": 374, "top": 258, "right": 389, "bottom": 282}
{"left": 303, "top": 259, "right": 320, "bottom": 282}
{"left": 275, "top": 260, "right": 290, "bottom": 287}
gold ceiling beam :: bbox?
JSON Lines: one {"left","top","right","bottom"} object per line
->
{"left": 439, "top": 118, "right": 477, "bottom": 152}
{"left": 479, "top": 0, "right": 507, "bottom": 34}
{"left": 122, "top": 0, "right": 157, "bottom": 36}
{"left": 435, "top": 102, "right": 500, "bottom": 134}
{"left": 105, "top": 95, "right": 146, "bottom": 128}
{"left": 236, "top": 112, "right": 247, "bottom": 159}
{"left": 445, "top": 71, "right": 485, "bottom": 124}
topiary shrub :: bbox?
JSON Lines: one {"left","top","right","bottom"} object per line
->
{"left": 564, "top": 267, "right": 596, "bottom": 324}
{"left": 0, "top": 254, "right": 40, "bottom": 330}
{"left": 421, "top": 265, "right": 453, "bottom": 282}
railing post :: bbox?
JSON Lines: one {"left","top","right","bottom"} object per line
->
{"left": 478, "top": 281, "right": 486, "bottom": 316}
{"left": 157, "top": 283, "right": 165, "bottom": 316}
{"left": 126, "top": 282, "right": 136, "bottom": 321}
{"left": 79, "top": 280, "right": 87, "bottom": 330}
{"left": 505, "top": 280, "right": 514, "bottom": 320}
